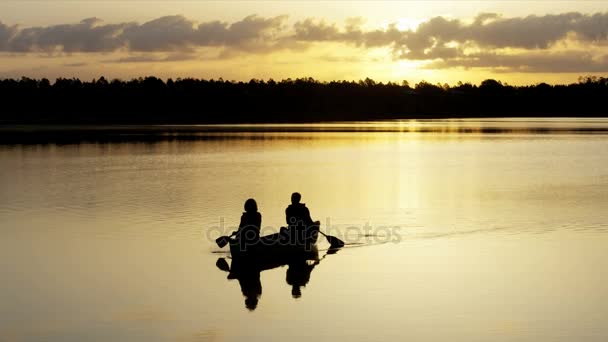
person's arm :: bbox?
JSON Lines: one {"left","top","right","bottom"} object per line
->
{"left": 248, "top": 213, "right": 261, "bottom": 240}
{"left": 234, "top": 214, "right": 245, "bottom": 238}
{"left": 304, "top": 207, "right": 313, "bottom": 225}
{"left": 238, "top": 214, "right": 246, "bottom": 229}
{"left": 255, "top": 213, "right": 262, "bottom": 230}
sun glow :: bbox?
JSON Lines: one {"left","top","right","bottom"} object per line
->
{"left": 379, "top": 17, "right": 426, "bottom": 32}
{"left": 395, "top": 18, "right": 426, "bottom": 31}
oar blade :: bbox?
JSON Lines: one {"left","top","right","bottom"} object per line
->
{"left": 216, "top": 258, "right": 230, "bottom": 272}
{"left": 325, "top": 234, "right": 345, "bottom": 249}
{"left": 216, "top": 236, "right": 231, "bottom": 248}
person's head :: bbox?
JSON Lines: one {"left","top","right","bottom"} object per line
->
{"left": 245, "top": 296, "right": 259, "bottom": 311}
{"left": 244, "top": 198, "right": 258, "bottom": 213}
{"left": 291, "top": 285, "right": 302, "bottom": 298}
{"left": 291, "top": 192, "right": 301, "bottom": 204}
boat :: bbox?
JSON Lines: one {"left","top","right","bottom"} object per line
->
{"left": 229, "top": 221, "right": 321, "bottom": 264}
{"left": 216, "top": 231, "right": 322, "bottom": 310}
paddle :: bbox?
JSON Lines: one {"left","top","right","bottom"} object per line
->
{"left": 215, "top": 231, "right": 236, "bottom": 248}
{"left": 318, "top": 230, "right": 345, "bottom": 249}
{"left": 215, "top": 258, "right": 230, "bottom": 272}
{"left": 216, "top": 226, "right": 344, "bottom": 249}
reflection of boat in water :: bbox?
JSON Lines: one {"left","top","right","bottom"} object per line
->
{"left": 216, "top": 228, "right": 329, "bottom": 310}
{"left": 286, "top": 256, "right": 317, "bottom": 298}
{"left": 229, "top": 243, "right": 319, "bottom": 273}
{"left": 216, "top": 250, "right": 320, "bottom": 310}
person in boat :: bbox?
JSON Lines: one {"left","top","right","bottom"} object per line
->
{"left": 235, "top": 198, "right": 261, "bottom": 250}
{"left": 285, "top": 192, "right": 315, "bottom": 243}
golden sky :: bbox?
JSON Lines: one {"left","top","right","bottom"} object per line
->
{"left": 1, "top": 1, "right": 607, "bottom": 85}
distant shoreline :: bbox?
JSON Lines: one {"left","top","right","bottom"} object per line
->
{"left": 2, "top": 77, "right": 607, "bottom": 127}
{"left": 2, "top": 118, "right": 608, "bottom": 144}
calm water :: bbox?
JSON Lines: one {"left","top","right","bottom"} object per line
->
{"left": 1, "top": 119, "right": 608, "bottom": 341}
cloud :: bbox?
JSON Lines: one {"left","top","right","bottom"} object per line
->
{"left": 293, "top": 12, "right": 608, "bottom": 57}
{"left": 7, "top": 17, "right": 130, "bottom": 52}
{"left": 0, "top": 15, "right": 289, "bottom": 53}
{"left": 105, "top": 52, "right": 198, "bottom": 63}
{"left": 318, "top": 54, "right": 366, "bottom": 63}
{"left": 287, "top": 12, "right": 608, "bottom": 71}
{"left": 0, "top": 21, "right": 18, "bottom": 50}
{"left": 1, "top": 12, "right": 608, "bottom": 73}
{"left": 466, "top": 12, "right": 597, "bottom": 48}
{"left": 426, "top": 51, "right": 608, "bottom": 73}
{"left": 294, "top": 19, "right": 340, "bottom": 41}
{"left": 64, "top": 62, "right": 88, "bottom": 67}
{"left": 119, "top": 14, "right": 290, "bottom": 52}
{"left": 121, "top": 15, "right": 197, "bottom": 52}
{"left": 2, "top": 13, "right": 607, "bottom": 54}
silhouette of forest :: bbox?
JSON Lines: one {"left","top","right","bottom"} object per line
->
{"left": 1, "top": 76, "right": 607, "bottom": 124}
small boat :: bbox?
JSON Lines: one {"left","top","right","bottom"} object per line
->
{"left": 216, "top": 229, "right": 323, "bottom": 310}
{"left": 229, "top": 222, "right": 321, "bottom": 264}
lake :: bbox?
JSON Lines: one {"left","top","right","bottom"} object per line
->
{"left": 1, "top": 118, "right": 607, "bottom": 341}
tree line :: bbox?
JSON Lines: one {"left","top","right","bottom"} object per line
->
{"left": 1, "top": 76, "right": 607, "bottom": 124}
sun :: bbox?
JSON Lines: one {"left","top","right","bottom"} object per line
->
{"left": 395, "top": 17, "right": 425, "bottom": 31}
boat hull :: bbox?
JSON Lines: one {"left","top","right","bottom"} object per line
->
{"left": 229, "top": 223, "right": 320, "bottom": 264}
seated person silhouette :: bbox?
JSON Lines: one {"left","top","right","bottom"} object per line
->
{"left": 284, "top": 192, "right": 314, "bottom": 244}
{"left": 235, "top": 198, "right": 261, "bottom": 252}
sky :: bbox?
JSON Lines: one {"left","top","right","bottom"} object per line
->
{"left": 1, "top": 1, "right": 607, "bottom": 85}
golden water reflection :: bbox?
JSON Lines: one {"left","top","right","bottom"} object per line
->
{"left": 1, "top": 119, "right": 607, "bottom": 341}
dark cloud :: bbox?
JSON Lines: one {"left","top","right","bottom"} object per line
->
{"left": 8, "top": 18, "right": 130, "bottom": 52}
{"left": 468, "top": 13, "right": 588, "bottom": 49}
{"left": 294, "top": 19, "right": 340, "bottom": 41}
{"left": 121, "top": 15, "right": 197, "bottom": 51}
{"left": 212, "top": 14, "right": 287, "bottom": 49}
{"left": 120, "top": 14, "right": 290, "bottom": 52}
{"left": 0, "top": 15, "right": 288, "bottom": 53}
{"left": 0, "top": 21, "right": 18, "bottom": 50}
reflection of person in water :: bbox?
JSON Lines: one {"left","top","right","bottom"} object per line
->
{"left": 216, "top": 256, "right": 320, "bottom": 308}
{"left": 217, "top": 258, "right": 263, "bottom": 311}
{"left": 286, "top": 259, "right": 318, "bottom": 298}
{"left": 236, "top": 268, "right": 262, "bottom": 311}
